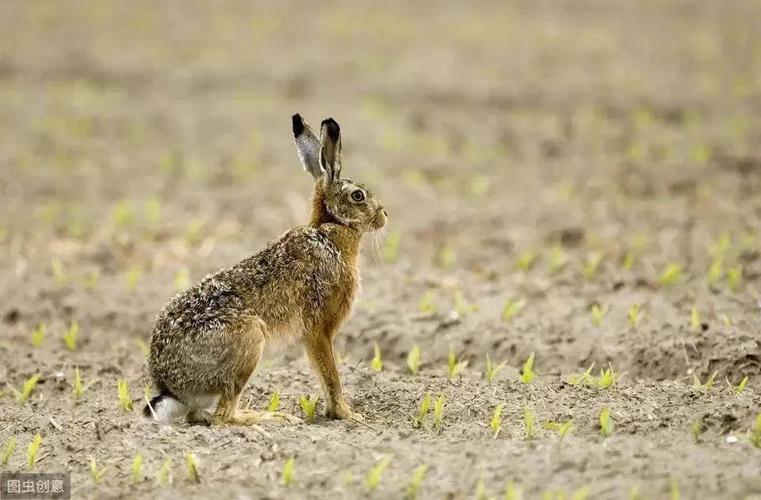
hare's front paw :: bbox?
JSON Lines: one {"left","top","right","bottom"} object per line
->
{"left": 326, "top": 401, "right": 363, "bottom": 421}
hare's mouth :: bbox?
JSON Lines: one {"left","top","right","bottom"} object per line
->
{"left": 371, "top": 208, "right": 388, "bottom": 230}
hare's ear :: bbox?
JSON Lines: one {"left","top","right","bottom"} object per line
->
{"left": 319, "top": 118, "right": 342, "bottom": 183}
{"left": 292, "top": 113, "right": 322, "bottom": 181}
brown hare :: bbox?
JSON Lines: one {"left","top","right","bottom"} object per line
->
{"left": 144, "top": 114, "right": 387, "bottom": 425}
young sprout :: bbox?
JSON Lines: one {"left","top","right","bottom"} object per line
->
{"left": 599, "top": 408, "right": 613, "bottom": 438}
{"left": 31, "top": 322, "right": 46, "bottom": 348}
{"left": 569, "top": 363, "right": 596, "bottom": 385}
{"left": 583, "top": 251, "right": 603, "bottom": 280}
{"left": 505, "top": 481, "right": 523, "bottom": 500}
{"left": 174, "top": 268, "right": 190, "bottom": 291}
{"left": 2, "top": 437, "right": 17, "bottom": 465}
{"left": 117, "top": 379, "right": 134, "bottom": 411}
{"left": 749, "top": 414, "right": 761, "bottom": 448}
{"left": 156, "top": 458, "right": 172, "bottom": 486}
{"left": 597, "top": 366, "right": 619, "bottom": 389}
{"left": 590, "top": 304, "right": 606, "bottom": 327}
{"left": 82, "top": 270, "right": 100, "bottom": 290}
{"left": 131, "top": 453, "right": 144, "bottom": 483}
{"left": 520, "top": 353, "right": 535, "bottom": 384}
{"left": 407, "top": 345, "right": 421, "bottom": 375}
{"left": 90, "top": 458, "right": 106, "bottom": 484}
{"left": 414, "top": 393, "right": 432, "bottom": 429}
{"left": 144, "top": 198, "right": 161, "bottom": 229}
{"left": 628, "top": 304, "right": 641, "bottom": 327}
{"left": 484, "top": 354, "right": 507, "bottom": 384}
{"left": 134, "top": 337, "right": 150, "bottom": 356}
{"left": 124, "top": 267, "right": 142, "bottom": 292}
{"left": 267, "top": 392, "right": 280, "bottom": 413}
{"left": 185, "top": 452, "right": 200, "bottom": 483}
{"left": 474, "top": 475, "right": 488, "bottom": 500}
{"left": 27, "top": 434, "right": 42, "bottom": 469}
{"left": 447, "top": 347, "right": 468, "bottom": 380}
{"left": 523, "top": 408, "right": 536, "bottom": 439}
{"left": 365, "top": 456, "right": 391, "bottom": 491}
{"left": 691, "top": 420, "right": 702, "bottom": 443}
{"left": 112, "top": 200, "right": 135, "bottom": 230}
{"left": 690, "top": 307, "right": 701, "bottom": 331}
{"left": 51, "top": 258, "right": 67, "bottom": 286}
{"left": 516, "top": 250, "right": 538, "bottom": 271}
{"left": 453, "top": 290, "right": 477, "bottom": 315}
{"left": 371, "top": 343, "right": 383, "bottom": 371}
{"left": 490, "top": 403, "right": 505, "bottom": 438}
{"left": 432, "top": 395, "right": 446, "bottom": 434}
{"left": 658, "top": 264, "right": 682, "bottom": 286}
{"left": 72, "top": 366, "right": 86, "bottom": 404}
{"left": 502, "top": 298, "right": 525, "bottom": 321}
{"left": 437, "top": 246, "right": 457, "bottom": 270}
{"left": 185, "top": 219, "right": 205, "bottom": 246}
{"left": 670, "top": 480, "right": 681, "bottom": 500}
{"left": 707, "top": 257, "right": 723, "bottom": 285}
{"left": 544, "top": 420, "right": 573, "bottom": 441}
{"left": 281, "top": 457, "right": 295, "bottom": 486}
{"left": 15, "top": 374, "right": 41, "bottom": 403}
{"left": 382, "top": 232, "right": 401, "bottom": 263}
{"left": 418, "top": 291, "right": 437, "bottom": 315}
{"left": 727, "top": 376, "right": 749, "bottom": 394}
{"left": 727, "top": 265, "right": 742, "bottom": 292}
{"left": 62, "top": 320, "right": 79, "bottom": 351}
{"left": 692, "top": 371, "right": 718, "bottom": 391}
{"left": 405, "top": 464, "right": 428, "bottom": 500}
{"left": 299, "top": 394, "right": 319, "bottom": 421}
{"left": 548, "top": 246, "right": 568, "bottom": 274}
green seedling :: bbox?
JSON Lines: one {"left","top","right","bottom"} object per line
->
{"left": 51, "top": 258, "right": 67, "bottom": 286}
{"left": 27, "top": 434, "right": 42, "bottom": 469}
{"left": 299, "top": 394, "right": 319, "bottom": 421}
{"left": 692, "top": 370, "right": 717, "bottom": 391}
{"left": 691, "top": 420, "right": 702, "bottom": 443}
{"left": 414, "top": 393, "right": 432, "bottom": 428}
{"left": 590, "top": 304, "right": 606, "bottom": 327}
{"left": 157, "top": 458, "right": 172, "bottom": 486}
{"left": 621, "top": 250, "right": 635, "bottom": 270}
{"left": 670, "top": 480, "right": 681, "bottom": 500}
{"left": 281, "top": 457, "right": 295, "bottom": 486}
{"left": 365, "top": 456, "right": 391, "bottom": 491}
{"left": 418, "top": 291, "right": 437, "bottom": 315}
{"left": 174, "top": 268, "right": 190, "bottom": 291}
{"left": 453, "top": 290, "right": 477, "bottom": 315}
{"left": 520, "top": 352, "right": 535, "bottom": 384}
{"left": 405, "top": 464, "right": 428, "bottom": 500}
{"left": 144, "top": 198, "right": 161, "bottom": 228}
{"left": 124, "top": 267, "right": 142, "bottom": 292}
{"left": 720, "top": 313, "right": 733, "bottom": 326}
{"left": 749, "top": 414, "right": 761, "bottom": 448}
{"left": 82, "top": 270, "right": 99, "bottom": 290}
{"left": 447, "top": 346, "right": 468, "bottom": 379}
{"left": 62, "top": 320, "right": 79, "bottom": 351}
{"left": 437, "top": 246, "right": 456, "bottom": 270}
{"left": 2, "top": 438, "right": 16, "bottom": 465}
{"left": 118, "top": 379, "right": 134, "bottom": 411}
{"left": 727, "top": 265, "right": 742, "bottom": 292}
{"left": 548, "top": 246, "right": 568, "bottom": 274}
{"left": 505, "top": 481, "right": 523, "bottom": 500}
{"left": 90, "top": 458, "right": 106, "bottom": 484}
{"left": 569, "top": 363, "right": 596, "bottom": 385}
{"left": 15, "top": 374, "right": 41, "bottom": 403}
{"left": 185, "top": 218, "right": 205, "bottom": 245}
{"left": 72, "top": 366, "right": 85, "bottom": 403}
{"left": 544, "top": 420, "right": 573, "bottom": 441}
{"left": 583, "top": 251, "right": 603, "bottom": 279}
{"left": 597, "top": 366, "right": 619, "bottom": 389}
{"left": 371, "top": 343, "right": 383, "bottom": 371}
{"left": 658, "top": 264, "right": 682, "bottom": 286}
{"left": 517, "top": 250, "right": 538, "bottom": 271}
{"left": 267, "top": 392, "right": 280, "bottom": 412}
{"left": 382, "top": 232, "right": 401, "bottom": 263}
{"left": 484, "top": 354, "right": 507, "bottom": 383}
{"left": 490, "top": 403, "right": 505, "bottom": 438}
{"left": 502, "top": 298, "right": 525, "bottom": 321}
{"left": 727, "top": 376, "right": 748, "bottom": 394}
{"left": 112, "top": 200, "right": 135, "bottom": 230}
{"left": 475, "top": 475, "right": 488, "bottom": 500}
{"left": 135, "top": 337, "right": 150, "bottom": 356}
{"left": 469, "top": 175, "right": 490, "bottom": 195}
{"left": 132, "top": 453, "right": 144, "bottom": 483}
{"left": 433, "top": 395, "right": 445, "bottom": 434}
{"left": 599, "top": 408, "right": 613, "bottom": 437}
{"left": 31, "top": 322, "right": 46, "bottom": 348}
{"left": 628, "top": 304, "right": 641, "bottom": 327}
{"left": 407, "top": 345, "right": 421, "bottom": 374}
{"left": 690, "top": 307, "right": 701, "bottom": 331}
{"left": 524, "top": 408, "right": 536, "bottom": 439}
{"left": 707, "top": 257, "right": 723, "bottom": 285}
{"left": 185, "top": 452, "right": 200, "bottom": 483}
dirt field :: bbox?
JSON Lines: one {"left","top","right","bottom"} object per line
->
{"left": 1, "top": 0, "right": 761, "bottom": 498}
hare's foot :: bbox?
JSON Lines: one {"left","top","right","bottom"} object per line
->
{"left": 326, "top": 400, "right": 364, "bottom": 421}
{"left": 186, "top": 408, "right": 213, "bottom": 426}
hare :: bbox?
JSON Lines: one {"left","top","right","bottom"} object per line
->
{"left": 144, "top": 114, "right": 387, "bottom": 425}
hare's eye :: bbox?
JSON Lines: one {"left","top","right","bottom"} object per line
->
{"left": 350, "top": 190, "right": 365, "bottom": 203}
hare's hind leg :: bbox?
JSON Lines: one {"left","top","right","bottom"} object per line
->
{"left": 211, "top": 317, "right": 267, "bottom": 426}
{"left": 304, "top": 331, "right": 359, "bottom": 420}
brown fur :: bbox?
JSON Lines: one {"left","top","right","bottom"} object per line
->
{"left": 146, "top": 114, "right": 386, "bottom": 424}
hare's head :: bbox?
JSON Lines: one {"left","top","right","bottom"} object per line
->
{"left": 293, "top": 114, "right": 387, "bottom": 232}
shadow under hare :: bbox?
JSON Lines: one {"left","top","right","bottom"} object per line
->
{"left": 144, "top": 114, "right": 387, "bottom": 425}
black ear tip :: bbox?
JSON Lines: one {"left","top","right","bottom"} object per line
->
{"left": 321, "top": 117, "right": 340, "bottom": 141}
{"left": 292, "top": 113, "right": 305, "bottom": 137}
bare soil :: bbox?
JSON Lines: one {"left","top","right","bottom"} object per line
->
{"left": 1, "top": 1, "right": 760, "bottom": 498}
